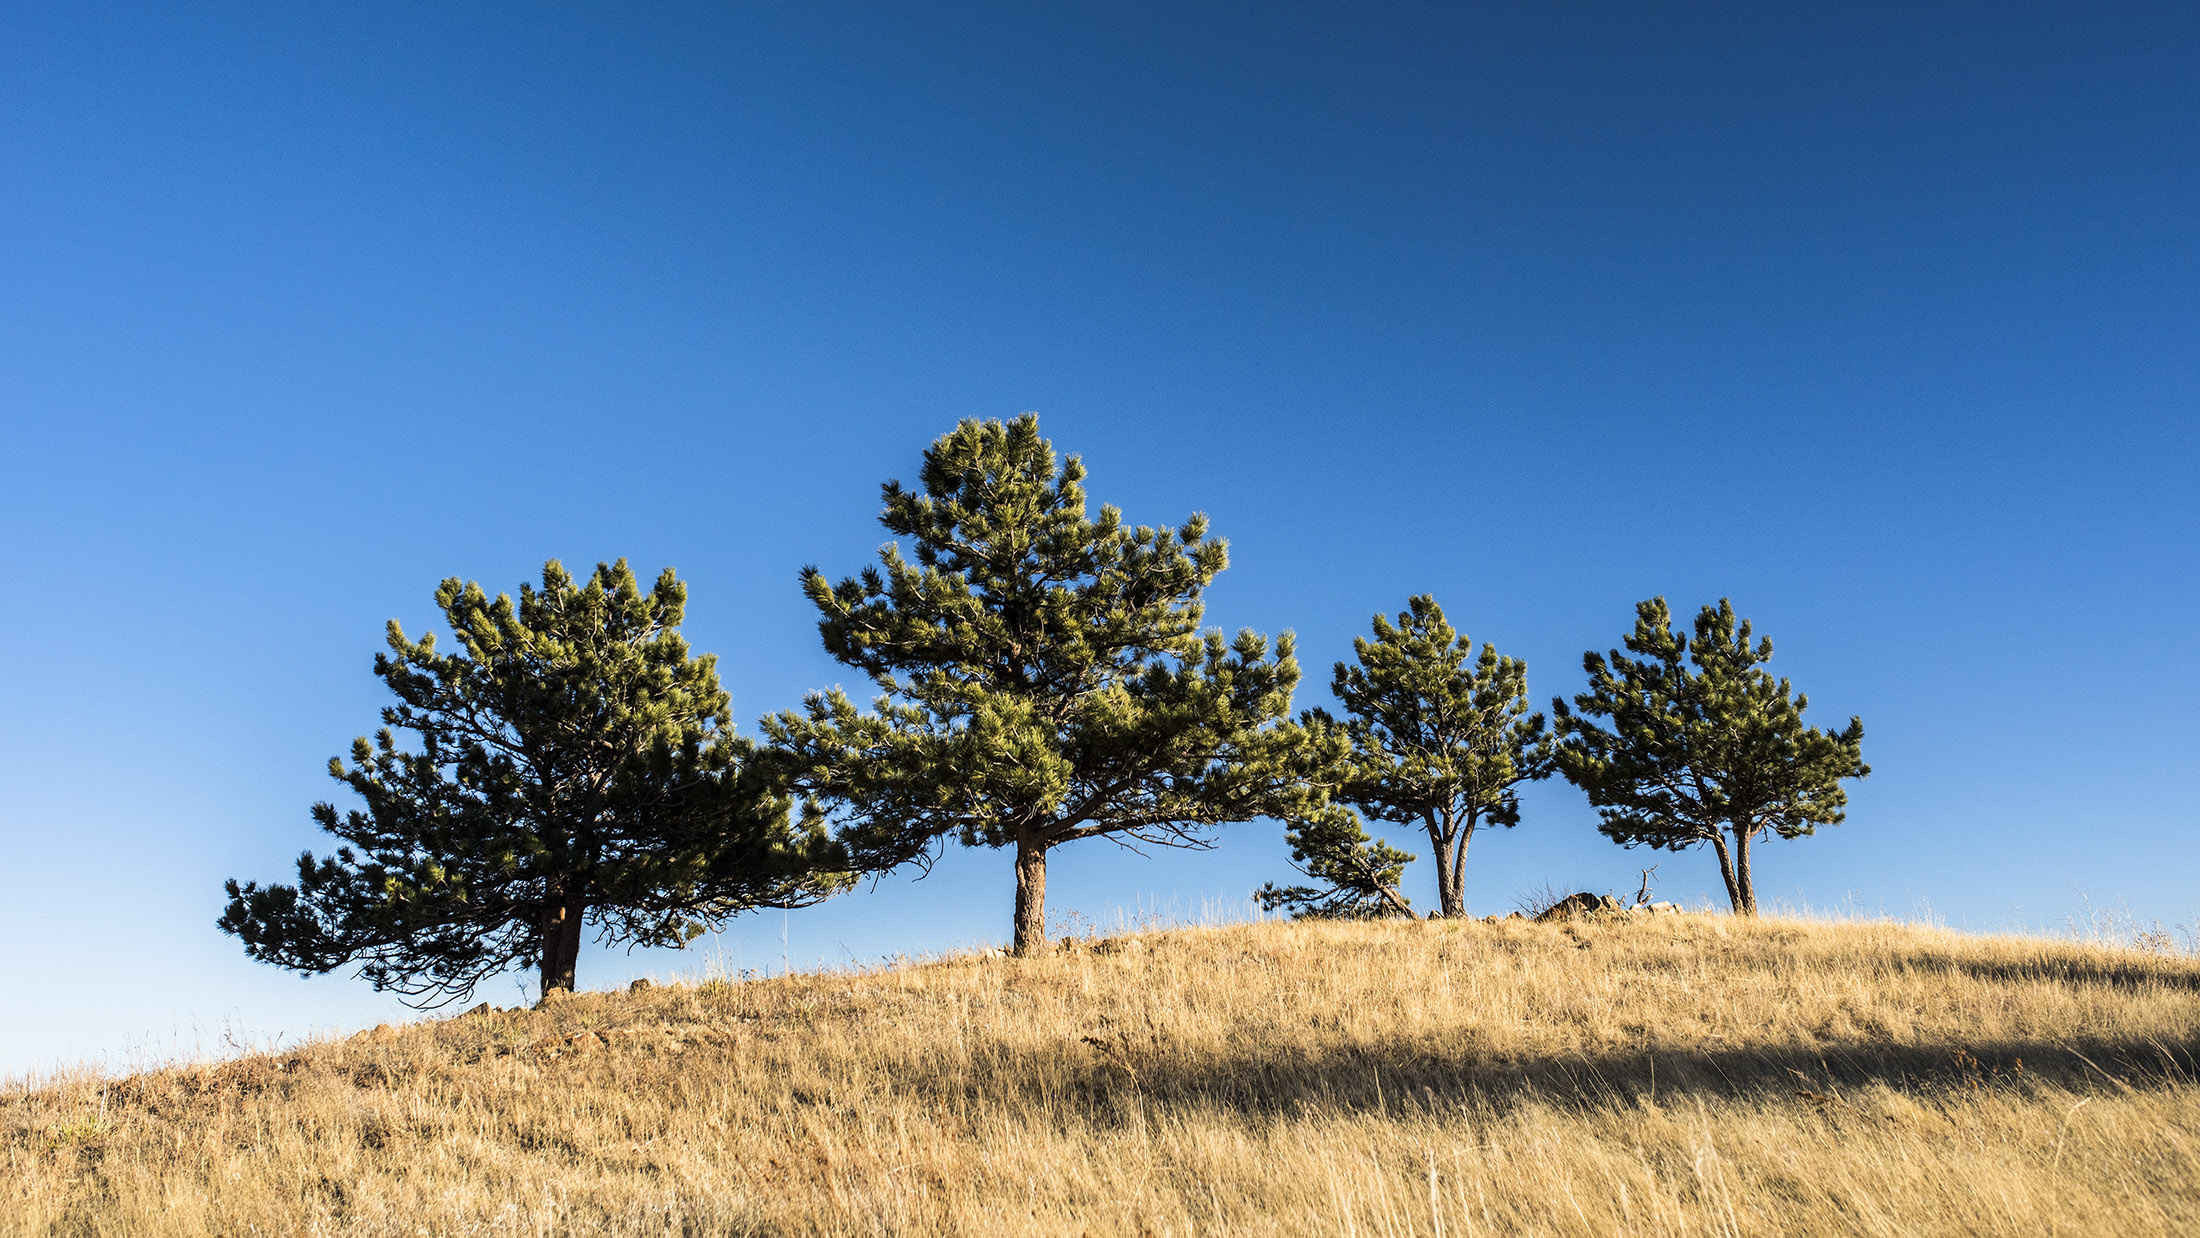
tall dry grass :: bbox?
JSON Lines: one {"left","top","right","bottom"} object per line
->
{"left": 7, "top": 912, "right": 2198, "bottom": 1235}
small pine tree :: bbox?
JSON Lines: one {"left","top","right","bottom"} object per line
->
{"left": 220, "top": 560, "right": 846, "bottom": 1003}
{"left": 1291, "top": 595, "right": 1554, "bottom": 918}
{"left": 1254, "top": 805, "right": 1417, "bottom": 919}
{"left": 1552, "top": 598, "right": 1869, "bottom": 916}
{"left": 766, "top": 415, "right": 1321, "bottom": 955}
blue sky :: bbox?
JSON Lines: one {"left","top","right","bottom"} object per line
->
{"left": 3, "top": 2, "right": 2194, "bottom": 1076}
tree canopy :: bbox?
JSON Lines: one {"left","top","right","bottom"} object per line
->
{"left": 220, "top": 560, "right": 845, "bottom": 1002}
{"left": 1552, "top": 598, "right": 1868, "bottom": 915}
{"left": 765, "top": 415, "right": 1322, "bottom": 954}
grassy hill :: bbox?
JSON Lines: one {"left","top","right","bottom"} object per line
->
{"left": 8, "top": 912, "right": 2199, "bottom": 1236}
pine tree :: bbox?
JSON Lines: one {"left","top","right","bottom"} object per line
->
{"left": 1552, "top": 598, "right": 1868, "bottom": 916}
{"left": 765, "top": 415, "right": 1320, "bottom": 955}
{"left": 1254, "top": 805, "right": 1417, "bottom": 919}
{"left": 1290, "top": 595, "right": 1554, "bottom": 918}
{"left": 220, "top": 560, "right": 846, "bottom": 1003}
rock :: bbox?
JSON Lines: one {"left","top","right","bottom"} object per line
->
{"left": 1534, "top": 892, "right": 1625, "bottom": 923}
{"left": 629, "top": 978, "right": 653, "bottom": 993}
{"left": 1636, "top": 901, "right": 1682, "bottom": 915}
{"left": 353, "top": 1023, "right": 400, "bottom": 1043}
{"left": 462, "top": 1002, "right": 493, "bottom": 1018}
{"left": 1093, "top": 936, "right": 1146, "bottom": 956}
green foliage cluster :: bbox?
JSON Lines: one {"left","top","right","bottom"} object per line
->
{"left": 221, "top": 415, "right": 1870, "bottom": 1001}
{"left": 1254, "top": 805, "right": 1418, "bottom": 920}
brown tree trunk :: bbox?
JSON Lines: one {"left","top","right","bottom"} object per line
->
{"left": 1732, "top": 826, "right": 1758, "bottom": 916}
{"left": 1427, "top": 820, "right": 1457, "bottom": 918}
{"left": 540, "top": 886, "right": 587, "bottom": 994}
{"left": 1440, "top": 822, "right": 1474, "bottom": 918}
{"left": 1707, "top": 832, "right": 1744, "bottom": 914}
{"left": 1425, "top": 813, "right": 1460, "bottom": 919}
{"left": 1363, "top": 859, "right": 1417, "bottom": 919}
{"left": 1012, "top": 832, "right": 1049, "bottom": 956}
{"left": 1425, "top": 808, "right": 1472, "bottom": 919}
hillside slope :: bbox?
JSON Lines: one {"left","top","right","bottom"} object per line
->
{"left": 8, "top": 913, "right": 2199, "bottom": 1236}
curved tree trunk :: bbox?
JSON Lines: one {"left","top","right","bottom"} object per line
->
{"left": 1363, "top": 857, "right": 1417, "bottom": 919}
{"left": 1012, "top": 833, "right": 1049, "bottom": 956}
{"left": 1707, "top": 832, "right": 1744, "bottom": 914}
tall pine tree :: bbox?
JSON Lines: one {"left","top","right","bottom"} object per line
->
{"left": 1553, "top": 598, "right": 1868, "bottom": 915}
{"left": 766, "top": 415, "right": 1320, "bottom": 955}
{"left": 221, "top": 560, "right": 845, "bottom": 1002}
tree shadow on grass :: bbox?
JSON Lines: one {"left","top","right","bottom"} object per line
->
{"left": 1896, "top": 949, "right": 2200, "bottom": 995}
{"left": 905, "top": 1028, "right": 2200, "bottom": 1123}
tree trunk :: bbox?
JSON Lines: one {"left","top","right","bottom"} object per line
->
{"left": 1364, "top": 859, "right": 1417, "bottom": 919}
{"left": 539, "top": 886, "right": 587, "bottom": 994}
{"left": 1427, "top": 818, "right": 1458, "bottom": 918}
{"left": 1425, "top": 808, "right": 1473, "bottom": 919}
{"left": 1707, "top": 832, "right": 1743, "bottom": 914}
{"left": 1732, "top": 826, "right": 1758, "bottom": 916}
{"left": 1439, "top": 821, "right": 1474, "bottom": 918}
{"left": 1012, "top": 832, "right": 1049, "bottom": 956}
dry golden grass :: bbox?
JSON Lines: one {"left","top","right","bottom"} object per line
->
{"left": 8, "top": 912, "right": 2199, "bottom": 1236}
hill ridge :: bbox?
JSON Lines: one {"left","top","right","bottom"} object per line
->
{"left": 10, "top": 913, "right": 2199, "bottom": 1235}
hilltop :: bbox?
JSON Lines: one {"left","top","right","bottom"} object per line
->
{"left": 8, "top": 913, "right": 2199, "bottom": 1236}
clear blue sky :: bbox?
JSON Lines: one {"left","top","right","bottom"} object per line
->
{"left": 3, "top": 2, "right": 2194, "bottom": 1076}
